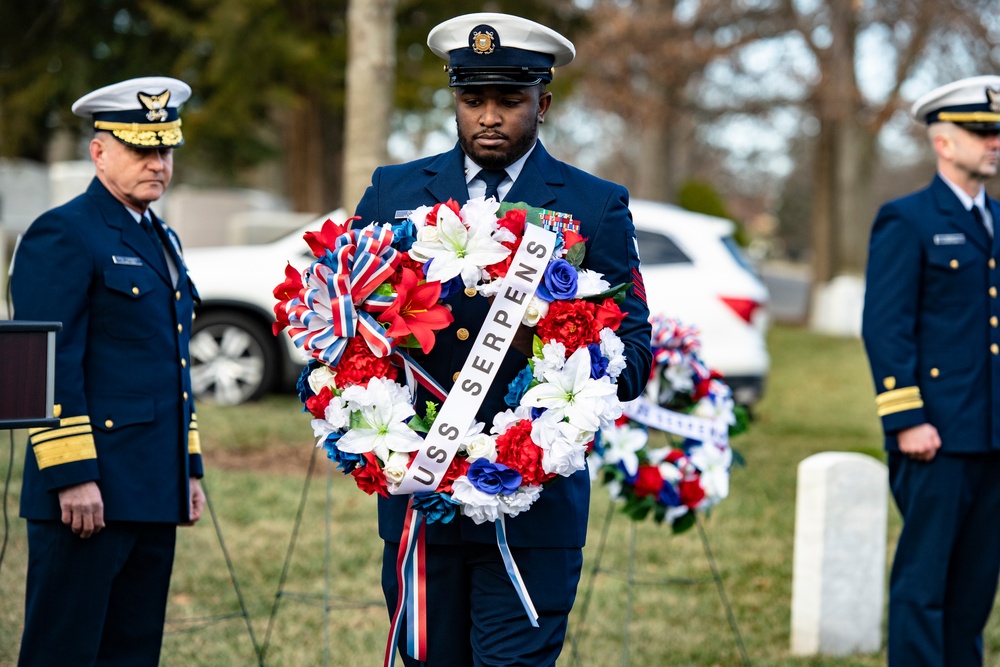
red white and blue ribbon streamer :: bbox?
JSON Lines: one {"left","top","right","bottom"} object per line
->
{"left": 385, "top": 499, "right": 427, "bottom": 666}
{"left": 496, "top": 515, "right": 540, "bottom": 627}
{"left": 392, "top": 350, "right": 449, "bottom": 404}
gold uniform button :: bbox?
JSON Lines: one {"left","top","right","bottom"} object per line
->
{"left": 175, "top": 290, "right": 182, "bottom": 301}
{"left": 992, "top": 316, "right": 998, "bottom": 328}
{"left": 991, "top": 259, "right": 997, "bottom": 270}
{"left": 930, "top": 368, "right": 940, "bottom": 378}
{"left": 181, "top": 359, "right": 187, "bottom": 368}
{"left": 992, "top": 287, "right": 998, "bottom": 298}
{"left": 464, "top": 287, "right": 478, "bottom": 298}
{"left": 452, "top": 371, "right": 460, "bottom": 382}
{"left": 456, "top": 328, "right": 470, "bottom": 341}
{"left": 950, "top": 259, "right": 959, "bottom": 269}
{"left": 131, "top": 286, "right": 140, "bottom": 295}
{"left": 993, "top": 344, "right": 999, "bottom": 356}
{"left": 183, "top": 392, "right": 189, "bottom": 401}
{"left": 104, "top": 419, "right": 114, "bottom": 429}
{"left": 177, "top": 323, "right": 184, "bottom": 333}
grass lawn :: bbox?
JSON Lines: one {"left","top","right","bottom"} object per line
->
{"left": 2, "top": 324, "right": 999, "bottom": 665}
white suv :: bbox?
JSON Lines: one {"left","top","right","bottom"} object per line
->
{"left": 183, "top": 200, "right": 769, "bottom": 405}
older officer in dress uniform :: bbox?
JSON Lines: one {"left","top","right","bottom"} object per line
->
{"left": 862, "top": 75, "right": 1000, "bottom": 667}
{"left": 353, "top": 13, "right": 652, "bottom": 667}
{"left": 11, "top": 77, "right": 204, "bottom": 667}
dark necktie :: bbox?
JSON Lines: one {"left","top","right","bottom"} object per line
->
{"left": 972, "top": 205, "right": 993, "bottom": 239}
{"left": 478, "top": 169, "right": 507, "bottom": 202}
{"left": 140, "top": 216, "right": 170, "bottom": 275}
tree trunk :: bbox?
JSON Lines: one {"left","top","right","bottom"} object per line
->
{"left": 342, "top": 0, "right": 396, "bottom": 213}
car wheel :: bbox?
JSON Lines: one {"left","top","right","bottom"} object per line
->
{"left": 189, "top": 311, "right": 278, "bottom": 405}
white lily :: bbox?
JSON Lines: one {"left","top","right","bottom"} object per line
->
{"left": 336, "top": 377, "right": 424, "bottom": 457}
{"left": 688, "top": 443, "right": 732, "bottom": 504}
{"left": 600, "top": 423, "right": 648, "bottom": 477}
{"left": 408, "top": 203, "right": 511, "bottom": 287}
{"left": 520, "top": 347, "right": 618, "bottom": 433}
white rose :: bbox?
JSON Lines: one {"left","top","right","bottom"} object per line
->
{"left": 382, "top": 451, "right": 411, "bottom": 486}
{"left": 521, "top": 296, "right": 549, "bottom": 327}
{"left": 417, "top": 225, "right": 440, "bottom": 244}
{"left": 308, "top": 365, "right": 338, "bottom": 394}
{"left": 463, "top": 433, "right": 498, "bottom": 462}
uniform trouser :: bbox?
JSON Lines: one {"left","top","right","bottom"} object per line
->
{"left": 382, "top": 541, "right": 584, "bottom": 667}
{"left": 888, "top": 451, "right": 1000, "bottom": 667}
{"left": 19, "top": 520, "right": 177, "bottom": 667}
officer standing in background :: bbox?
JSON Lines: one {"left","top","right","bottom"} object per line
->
{"left": 861, "top": 75, "right": 1000, "bottom": 666}
{"left": 353, "top": 13, "right": 652, "bottom": 666}
{"left": 11, "top": 77, "right": 204, "bottom": 666}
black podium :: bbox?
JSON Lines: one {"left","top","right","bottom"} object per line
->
{"left": 0, "top": 321, "right": 61, "bottom": 429}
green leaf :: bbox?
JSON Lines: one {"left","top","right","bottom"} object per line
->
{"left": 671, "top": 510, "right": 696, "bottom": 534}
{"left": 588, "top": 282, "right": 631, "bottom": 304}
{"left": 565, "top": 240, "right": 586, "bottom": 268}
{"left": 532, "top": 334, "right": 544, "bottom": 358}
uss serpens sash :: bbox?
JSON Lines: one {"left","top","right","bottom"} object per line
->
{"left": 385, "top": 222, "right": 557, "bottom": 665}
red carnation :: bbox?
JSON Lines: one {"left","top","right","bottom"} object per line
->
{"left": 305, "top": 386, "right": 334, "bottom": 418}
{"left": 351, "top": 453, "right": 390, "bottom": 498}
{"left": 439, "top": 455, "right": 471, "bottom": 494}
{"left": 679, "top": 477, "right": 706, "bottom": 508}
{"left": 536, "top": 300, "right": 600, "bottom": 351}
{"left": 633, "top": 465, "right": 665, "bottom": 498}
{"left": 333, "top": 337, "right": 398, "bottom": 387}
{"left": 495, "top": 419, "right": 555, "bottom": 486}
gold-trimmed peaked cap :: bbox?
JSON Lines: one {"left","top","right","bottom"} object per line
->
{"left": 427, "top": 13, "right": 575, "bottom": 88}
{"left": 911, "top": 75, "right": 1000, "bottom": 132}
{"left": 72, "top": 76, "right": 191, "bottom": 148}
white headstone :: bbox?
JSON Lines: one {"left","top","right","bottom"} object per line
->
{"left": 790, "top": 451, "right": 887, "bottom": 656}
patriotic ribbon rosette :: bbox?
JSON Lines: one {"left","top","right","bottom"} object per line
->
{"left": 273, "top": 196, "right": 631, "bottom": 661}
{"left": 588, "top": 315, "right": 748, "bottom": 533}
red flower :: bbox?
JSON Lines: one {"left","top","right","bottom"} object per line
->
{"left": 305, "top": 386, "right": 334, "bottom": 418}
{"left": 633, "top": 465, "right": 665, "bottom": 498}
{"left": 439, "top": 455, "right": 471, "bottom": 494}
{"left": 536, "top": 300, "right": 600, "bottom": 351}
{"left": 562, "top": 229, "right": 585, "bottom": 249}
{"left": 304, "top": 217, "right": 359, "bottom": 258}
{"left": 425, "top": 200, "right": 462, "bottom": 226}
{"left": 496, "top": 419, "right": 555, "bottom": 486}
{"left": 380, "top": 267, "right": 455, "bottom": 354}
{"left": 497, "top": 208, "right": 527, "bottom": 237}
{"left": 272, "top": 263, "right": 304, "bottom": 335}
{"left": 333, "top": 337, "right": 398, "bottom": 387}
{"left": 351, "top": 452, "right": 390, "bottom": 498}
{"left": 594, "top": 298, "right": 625, "bottom": 331}
{"left": 679, "top": 476, "right": 706, "bottom": 508}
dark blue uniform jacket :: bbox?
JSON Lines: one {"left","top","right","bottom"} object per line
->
{"left": 12, "top": 177, "right": 203, "bottom": 523}
{"left": 354, "top": 142, "right": 652, "bottom": 548}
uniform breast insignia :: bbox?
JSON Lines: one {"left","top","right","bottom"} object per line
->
{"left": 394, "top": 210, "right": 413, "bottom": 220}
{"left": 112, "top": 255, "right": 144, "bottom": 266}
{"left": 933, "top": 233, "right": 966, "bottom": 245}
{"left": 539, "top": 209, "right": 580, "bottom": 235}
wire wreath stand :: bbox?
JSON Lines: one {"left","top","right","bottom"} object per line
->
{"left": 258, "top": 444, "right": 384, "bottom": 666}
{"left": 164, "top": 477, "right": 264, "bottom": 665}
{"left": 566, "top": 497, "right": 752, "bottom": 667}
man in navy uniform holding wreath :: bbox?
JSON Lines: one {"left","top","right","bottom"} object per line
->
{"left": 11, "top": 76, "right": 204, "bottom": 666}
{"left": 862, "top": 75, "right": 1000, "bottom": 666}
{"left": 353, "top": 12, "right": 652, "bottom": 666}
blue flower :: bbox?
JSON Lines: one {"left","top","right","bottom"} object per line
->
{"left": 658, "top": 482, "right": 682, "bottom": 507}
{"left": 392, "top": 219, "right": 417, "bottom": 251}
{"left": 322, "top": 433, "right": 363, "bottom": 473}
{"left": 505, "top": 365, "right": 534, "bottom": 408}
{"left": 296, "top": 360, "right": 321, "bottom": 406}
{"left": 535, "top": 259, "right": 578, "bottom": 303}
{"left": 467, "top": 459, "right": 522, "bottom": 496}
{"left": 587, "top": 343, "right": 609, "bottom": 379}
{"left": 529, "top": 406, "right": 546, "bottom": 420}
{"left": 411, "top": 492, "right": 462, "bottom": 524}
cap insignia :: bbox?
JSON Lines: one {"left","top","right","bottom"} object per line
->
{"left": 988, "top": 88, "right": 1000, "bottom": 114}
{"left": 138, "top": 90, "right": 171, "bottom": 122}
{"left": 471, "top": 29, "right": 496, "bottom": 56}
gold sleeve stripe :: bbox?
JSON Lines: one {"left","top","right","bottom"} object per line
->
{"left": 29, "top": 415, "right": 90, "bottom": 433}
{"left": 28, "top": 415, "right": 97, "bottom": 469}
{"left": 28, "top": 424, "right": 93, "bottom": 443}
{"left": 188, "top": 416, "right": 201, "bottom": 455}
{"left": 875, "top": 386, "right": 924, "bottom": 417}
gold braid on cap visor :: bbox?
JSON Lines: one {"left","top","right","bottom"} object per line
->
{"left": 93, "top": 119, "right": 183, "bottom": 147}
{"left": 937, "top": 111, "right": 1000, "bottom": 123}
